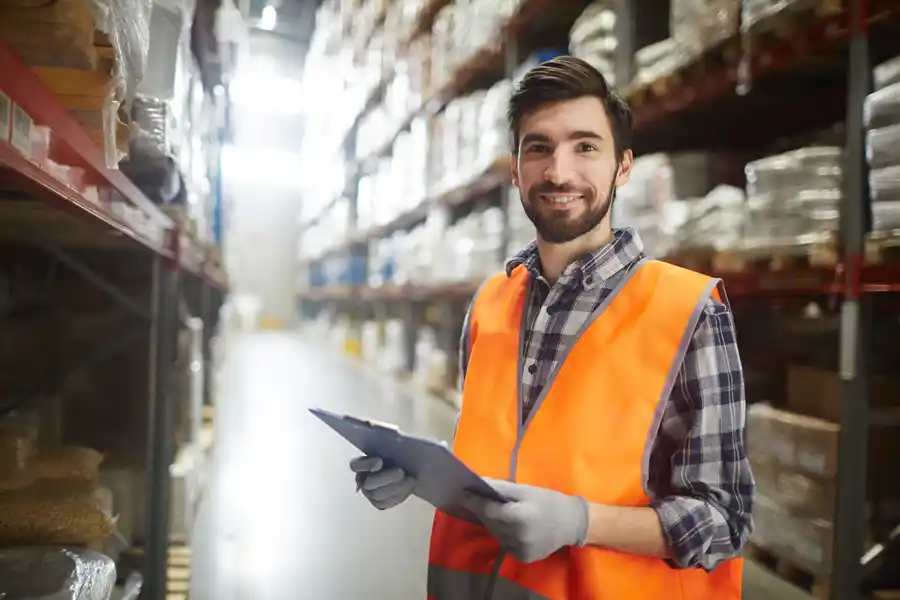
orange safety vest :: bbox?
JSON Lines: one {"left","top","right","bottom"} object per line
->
{"left": 427, "top": 258, "right": 743, "bottom": 600}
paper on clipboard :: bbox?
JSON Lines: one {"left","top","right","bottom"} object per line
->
{"left": 309, "top": 407, "right": 507, "bottom": 519}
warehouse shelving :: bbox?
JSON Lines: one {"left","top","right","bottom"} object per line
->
{"left": 298, "top": 1, "right": 900, "bottom": 599}
{"left": 0, "top": 34, "right": 226, "bottom": 600}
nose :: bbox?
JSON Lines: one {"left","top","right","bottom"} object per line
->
{"left": 543, "top": 150, "right": 574, "bottom": 185}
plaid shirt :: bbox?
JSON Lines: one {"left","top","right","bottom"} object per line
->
{"left": 458, "top": 227, "right": 754, "bottom": 571}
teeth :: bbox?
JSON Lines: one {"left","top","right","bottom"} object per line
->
{"left": 542, "top": 194, "right": 580, "bottom": 205}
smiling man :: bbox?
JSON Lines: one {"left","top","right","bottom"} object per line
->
{"left": 351, "top": 56, "right": 754, "bottom": 599}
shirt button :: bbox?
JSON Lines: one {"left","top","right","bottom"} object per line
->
{"left": 546, "top": 305, "right": 556, "bottom": 315}
{"left": 528, "top": 363, "right": 537, "bottom": 375}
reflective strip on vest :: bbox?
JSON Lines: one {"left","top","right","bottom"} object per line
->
{"left": 428, "top": 565, "right": 552, "bottom": 600}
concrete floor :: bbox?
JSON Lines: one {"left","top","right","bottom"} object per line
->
{"left": 190, "top": 332, "right": 812, "bottom": 600}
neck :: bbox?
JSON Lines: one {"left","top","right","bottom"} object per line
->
{"left": 537, "top": 221, "right": 613, "bottom": 285}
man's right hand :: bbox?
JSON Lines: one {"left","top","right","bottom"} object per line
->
{"left": 349, "top": 456, "right": 416, "bottom": 510}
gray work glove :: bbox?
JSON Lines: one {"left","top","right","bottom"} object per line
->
{"left": 349, "top": 456, "right": 416, "bottom": 510}
{"left": 462, "top": 478, "right": 589, "bottom": 563}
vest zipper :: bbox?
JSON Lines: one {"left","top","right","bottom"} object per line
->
{"left": 484, "top": 551, "right": 506, "bottom": 600}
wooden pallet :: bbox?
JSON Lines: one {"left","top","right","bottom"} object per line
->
{"left": 669, "top": 237, "right": 838, "bottom": 274}
{"left": 166, "top": 544, "right": 192, "bottom": 600}
{"left": 746, "top": 542, "right": 832, "bottom": 599}
{"left": 742, "top": 0, "right": 844, "bottom": 53}
{"left": 865, "top": 229, "right": 900, "bottom": 263}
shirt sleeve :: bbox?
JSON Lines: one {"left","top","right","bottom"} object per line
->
{"left": 647, "top": 289, "right": 756, "bottom": 571}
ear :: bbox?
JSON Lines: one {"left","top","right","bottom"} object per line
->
{"left": 509, "top": 154, "right": 520, "bottom": 188}
{"left": 614, "top": 150, "right": 634, "bottom": 188}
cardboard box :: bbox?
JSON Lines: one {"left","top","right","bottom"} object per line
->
{"left": 786, "top": 365, "right": 900, "bottom": 423}
{"left": 0, "top": 0, "right": 97, "bottom": 69}
{"left": 752, "top": 493, "right": 834, "bottom": 575}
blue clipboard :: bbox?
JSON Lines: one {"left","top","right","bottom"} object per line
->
{"left": 309, "top": 407, "right": 507, "bottom": 520}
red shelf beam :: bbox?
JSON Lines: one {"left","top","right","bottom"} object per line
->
{"left": 0, "top": 41, "right": 226, "bottom": 289}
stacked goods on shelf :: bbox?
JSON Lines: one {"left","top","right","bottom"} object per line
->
{"left": 0, "top": 547, "right": 116, "bottom": 600}
{"left": 671, "top": 0, "right": 739, "bottom": 59}
{"left": 428, "top": 78, "right": 512, "bottom": 196}
{"left": 0, "top": 427, "right": 117, "bottom": 549}
{"left": 365, "top": 206, "right": 505, "bottom": 289}
{"left": 865, "top": 56, "right": 900, "bottom": 232}
{"left": 127, "top": 0, "right": 221, "bottom": 246}
{"left": 632, "top": 38, "right": 690, "bottom": 88}
{"left": 414, "top": 326, "right": 452, "bottom": 394}
{"left": 742, "top": 0, "right": 840, "bottom": 35}
{"left": 0, "top": 0, "right": 151, "bottom": 165}
{"left": 674, "top": 185, "right": 746, "bottom": 252}
{"left": 357, "top": 117, "right": 429, "bottom": 229}
{"left": 747, "top": 367, "right": 900, "bottom": 578}
{"left": 743, "top": 147, "right": 842, "bottom": 249}
{"left": 614, "top": 152, "right": 743, "bottom": 257}
{"left": 358, "top": 319, "right": 406, "bottom": 372}
{"left": 568, "top": 1, "right": 617, "bottom": 86}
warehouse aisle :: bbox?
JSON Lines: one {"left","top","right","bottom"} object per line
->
{"left": 188, "top": 332, "right": 811, "bottom": 600}
{"left": 189, "top": 332, "right": 457, "bottom": 599}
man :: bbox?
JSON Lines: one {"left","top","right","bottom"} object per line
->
{"left": 350, "top": 56, "right": 754, "bottom": 599}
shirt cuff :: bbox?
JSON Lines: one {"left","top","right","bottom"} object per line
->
{"left": 651, "top": 496, "right": 737, "bottom": 571}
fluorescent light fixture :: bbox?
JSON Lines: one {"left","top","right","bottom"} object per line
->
{"left": 260, "top": 5, "right": 277, "bottom": 30}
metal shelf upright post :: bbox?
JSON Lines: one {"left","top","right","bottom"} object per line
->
{"left": 144, "top": 243, "right": 182, "bottom": 600}
{"left": 833, "top": 0, "right": 873, "bottom": 597}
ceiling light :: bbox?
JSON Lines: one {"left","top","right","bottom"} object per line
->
{"left": 260, "top": 5, "right": 277, "bottom": 31}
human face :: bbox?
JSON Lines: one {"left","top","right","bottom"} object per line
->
{"left": 511, "top": 96, "right": 633, "bottom": 244}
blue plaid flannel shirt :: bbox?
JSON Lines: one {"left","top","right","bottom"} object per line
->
{"left": 458, "top": 227, "right": 755, "bottom": 570}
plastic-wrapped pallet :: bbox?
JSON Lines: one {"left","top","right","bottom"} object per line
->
{"left": 675, "top": 185, "right": 746, "bottom": 252}
{"left": 478, "top": 79, "right": 513, "bottom": 171}
{"left": 130, "top": 0, "right": 196, "bottom": 167}
{"left": 671, "top": 0, "right": 739, "bottom": 59}
{"left": 633, "top": 38, "right": 692, "bottom": 88}
{"left": 864, "top": 65, "right": 900, "bottom": 231}
{"left": 875, "top": 55, "right": 900, "bottom": 91}
{"left": 568, "top": 1, "right": 617, "bottom": 86}
{"left": 744, "top": 147, "right": 842, "bottom": 248}
{"left": 742, "top": 0, "right": 796, "bottom": 32}
{"left": 615, "top": 153, "right": 727, "bottom": 257}
{"left": 0, "top": 547, "right": 116, "bottom": 600}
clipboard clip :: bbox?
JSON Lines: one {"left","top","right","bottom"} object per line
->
{"left": 344, "top": 414, "right": 401, "bottom": 432}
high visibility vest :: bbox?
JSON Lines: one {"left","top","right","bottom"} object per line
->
{"left": 427, "top": 258, "right": 743, "bottom": 600}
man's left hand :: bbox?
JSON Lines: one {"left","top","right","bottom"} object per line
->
{"left": 462, "top": 478, "right": 589, "bottom": 563}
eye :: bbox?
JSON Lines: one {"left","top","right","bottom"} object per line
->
{"left": 524, "top": 144, "right": 550, "bottom": 154}
{"left": 577, "top": 143, "right": 597, "bottom": 153}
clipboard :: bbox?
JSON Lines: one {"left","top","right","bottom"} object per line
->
{"left": 310, "top": 407, "right": 507, "bottom": 520}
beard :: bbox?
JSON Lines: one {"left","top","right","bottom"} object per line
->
{"left": 520, "top": 178, "right": 616, "bottom": 244}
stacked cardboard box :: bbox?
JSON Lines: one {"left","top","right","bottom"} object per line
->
{"left": 748, "top": 366, "right": 900, "bottom": 575}
{"left": 0, "top": 0, "right": 151, "bottom": 164}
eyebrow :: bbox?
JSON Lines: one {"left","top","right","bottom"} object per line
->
{"left": 521, "top": 130, "right": 605, "bottom": 145}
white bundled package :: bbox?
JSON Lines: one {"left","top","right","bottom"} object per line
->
{"left": 875, "top": 55, "right": 900, "bottom": 91}
{"left": 569, "top": 1, "right": 617, "bottom": 86}
{"left": 744, "top": 146, "right": 842, "bottom": 247}
{"left": 131, "top": 0, "right": 197, "bottom": 165}
{"left": 0, "top": 547, "right": 115, "bottom": 600}
{"left": 633, "top": 39, "right": 692, "bottom": 87}
{"left": 676, "top": 185, "right": 746, "bottom": 251}
{"left": 672, "top": 0, "right": 739, "bottom": 58}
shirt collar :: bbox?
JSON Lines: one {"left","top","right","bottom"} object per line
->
{"left": 505, "top": 227, "right": 645, "bottom": 289}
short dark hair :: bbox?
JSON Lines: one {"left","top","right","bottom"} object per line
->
{"left": 507, "top": 56, "right": 633, "bottom": 159}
